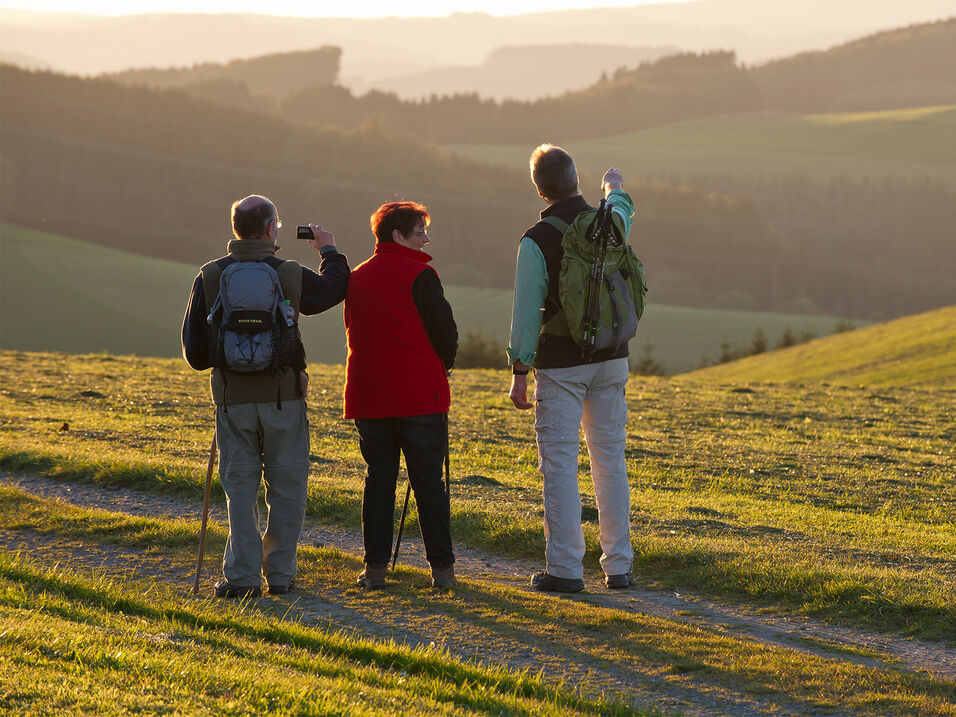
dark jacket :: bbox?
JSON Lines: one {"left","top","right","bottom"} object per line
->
{"left": 343, "top": 242, "right": 457, "bottom": 419}
{"left": 182, "top": 238, "right": 350, "bottom": 405}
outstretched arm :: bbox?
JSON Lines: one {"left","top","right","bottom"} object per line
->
{"left": 299, "top": 225, "right": 350, "bottom": 315}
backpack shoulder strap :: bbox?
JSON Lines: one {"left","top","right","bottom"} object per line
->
{"left": 542, "top": 216, "right": 570, "bottom": 235}
{"left": 200, "top": 257, "right": 233, "bottom": 314}
{"left": 267, "top": 257, "right": 303, "bottom": 310}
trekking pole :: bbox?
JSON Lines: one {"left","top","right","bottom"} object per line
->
{"left": 192, "top": 433, "right": 217, "bottom": 596}
{"left": 391, "top": 481, "right": 412, "bottom": 570}
{"left": 583, "top": 205, "right": 609, "bottom": 349}
{"left": 444, "top": 413, "right": 451, "bottom": 494}
{"left": 391, "top": 414, "right": 451, "bottom": 571}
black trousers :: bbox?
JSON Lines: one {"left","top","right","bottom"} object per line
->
{"left": 355, "top": 413, "right": 454, "bottom": 567}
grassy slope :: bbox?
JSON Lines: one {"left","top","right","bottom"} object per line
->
{"left": 682, "top": 305, "right": 956, "bottom": 388}
{"left": 2, "top": 352, "right": 953, "bottom": 644}
{"left": 2, "top": 495, "right": 954, "bottom": 717}
{"left": 0, "top": 548, "right": 630, "bottom": 716}
{"left": 443, "top": 105, "right": 956, "bottom": 185}
{"left": 0, "top": 222, "right": 852, "bottom": 373}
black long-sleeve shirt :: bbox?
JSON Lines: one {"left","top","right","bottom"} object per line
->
{"left": 411, "top": 269, "right": 458, "bottom": 371}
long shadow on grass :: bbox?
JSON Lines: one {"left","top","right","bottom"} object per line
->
{"left": 4, "top": 458, "right": 953, "bottom": 643}
{"left": 292, "top": 549, "right": 956, "bottom": 717}
{"left": 0, "top": 554, "right": 633, "bottom": 717}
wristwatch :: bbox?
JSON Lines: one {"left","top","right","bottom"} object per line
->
{"left": 512, "top": 365, "right": 530, "bottom": 375}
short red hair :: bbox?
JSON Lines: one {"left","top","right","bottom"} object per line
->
{"left": 370, "top": 201, "right": 430, "bottom": 244}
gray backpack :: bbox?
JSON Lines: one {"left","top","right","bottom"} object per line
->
{"left": 206, "top": 260, "right": 295, "bottom": 373}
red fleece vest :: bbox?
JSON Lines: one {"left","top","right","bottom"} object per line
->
{"left": 343, "top": 242, "right": 450, "bottom": 419}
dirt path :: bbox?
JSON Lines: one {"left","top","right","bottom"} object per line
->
{"left": 3, "top": 472, "right": 954, "bottom": 715}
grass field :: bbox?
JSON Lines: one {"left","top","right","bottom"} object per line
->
{"left": 2, "top": 302, "right": 954, "bottom": 712}
{"left": 2, "top": 346, "right": 953, "bottom": 640}
{"left": 0, "top": 222, "right": 855, "bottom": 373}
{"left": 3, "top": 492, "right": 954, "bottom": 715}
{"left": 687, "top": 305, "right": 956, "bottom": 388}
{"left": 0, "top": 548, "right": 633, "bottom": 716}
{"left": 443, "top": 105, "right": 956, "bottom": 186}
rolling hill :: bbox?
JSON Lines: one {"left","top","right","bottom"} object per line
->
{"left": 682, "top": 305, "right": 956, "bottom": 387}
{"left": 444, "top": 104, "right": 956, "bottom": 185}
{"left": 0, "top": 223, "right": 854, "bottom": 373}
{"left": 753, "top": 17, "right": 956, "bottom": 112}
{"left": 356, "top": 44, "right": 678, "bottom": 101}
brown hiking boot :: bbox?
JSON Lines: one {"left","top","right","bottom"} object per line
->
{"left": 431, "top": 563, "right": 457, "bottom": 589}
{"left": 356, "top": 564, "right": 387, "bottom": 590}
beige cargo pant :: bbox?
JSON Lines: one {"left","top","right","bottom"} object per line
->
{"left": 215, "top": 399, "right": 310, "bottom": 587}
{"left": 533, "top": 357, "right": 633, "bottom": 580}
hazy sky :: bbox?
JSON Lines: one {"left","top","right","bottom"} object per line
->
{"left": 1, "top": 0, "right": 690, "bottom": 18}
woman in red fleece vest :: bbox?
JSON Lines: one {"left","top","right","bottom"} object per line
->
{"left": 344, "top": 201, "right": 458, "bottom": 589}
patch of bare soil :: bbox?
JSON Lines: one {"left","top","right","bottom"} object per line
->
{"left": 3, "top": 473, "right": 954, "bottom": 716}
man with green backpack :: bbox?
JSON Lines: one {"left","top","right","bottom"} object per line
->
{"left": 507, "top": 144, "right": 645, "bottom": 593}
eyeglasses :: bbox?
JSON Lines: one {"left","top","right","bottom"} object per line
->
{"left": 275, "top": 218, "right": 283, "bottom": 229}
{"left": 412, "top": 229, "right": 428, "bottom": 238}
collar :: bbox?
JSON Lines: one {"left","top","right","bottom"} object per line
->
{"left": 540, "top": 193, "right": 589, "bottom": 220}
{"left": 226, "top": 238, "right": 280, "bottom": 261}
{"left": 373, "top": 241, "right": 433, "bottom": 263}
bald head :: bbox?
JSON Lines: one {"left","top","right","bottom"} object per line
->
{"left": 231, "top": 195, "right": 278, "bottom": 240}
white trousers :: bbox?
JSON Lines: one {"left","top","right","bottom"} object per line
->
{"left": 533, "top": 357, "right": 632, "bottom": 580}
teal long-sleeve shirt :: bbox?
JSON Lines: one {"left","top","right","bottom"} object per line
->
{"left": 507, "top": 189, "right": 635, "bottom": 367}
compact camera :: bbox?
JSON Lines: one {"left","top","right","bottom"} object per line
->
{"left": 296, "top": 225, "right": 313, "bottom": 240}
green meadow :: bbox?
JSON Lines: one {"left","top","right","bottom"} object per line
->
{"left": 0, "top": 222, "right": 853, "bottom": 373}
{"left": 1, "top": 302, "right": 955, "bottom": 713}
{"left": 687, "top": 305, "right": 956, "bottom": 387}
{"left": 444, "top": 105, "right": 956, "bottom": 185}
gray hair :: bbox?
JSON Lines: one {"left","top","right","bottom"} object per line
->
{"left": 529, "top": 144, "right": 578, "bottom": 201}
{"left": 231, "top": 195, "right": 277, "bottom": 239}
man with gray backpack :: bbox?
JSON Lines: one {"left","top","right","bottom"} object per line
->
{"left": 507, "top": 145, "right": 645, "bottom": 593}
{"left": 182, "top": 194, "right": 350, "bottom": 598}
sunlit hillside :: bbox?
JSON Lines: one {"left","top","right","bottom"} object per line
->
{"left": 682, "top": 306, "right": 956, "bottom": 388}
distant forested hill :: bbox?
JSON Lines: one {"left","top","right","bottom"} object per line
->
{"left": 108, "top": 46, "right": 342, "bottom": 109}
{"left": 753, "top": 18, "right": 956, "bottom": 111}
{"left": 358, "top": 44, "right": 678, "bottom": 101}
{"left": 1, "top": 65, "right": 786, "bottom": 310}
{"left": 283, "top": 50, "right": 764, "bottom": 143}
{"left": 270, "top": 19, "right": 952, "bottom": 143}
{"left": 84, "top": 18, "right": 956, "bottom": 145}
{"left": 0, "top": 64, "right": 529, "bottom": 282}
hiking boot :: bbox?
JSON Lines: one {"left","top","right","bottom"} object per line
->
{"left": 214, "top": 580, "right": 261, "bottom": 599}
{"left": 605, "top": 573, "right": 633, "bottom": 589}
{"left": 431, "top": 563, "right": 457, "bottom": 589}
{"left": 530, "top": 571, "right": 584, "bottom": 594}
{"left": 267, "top": 579, "right": 295, "bottom": 595}
{"left": 356, "top": 564, "right": 387, "bottom": 590}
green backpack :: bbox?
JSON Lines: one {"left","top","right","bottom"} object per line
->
{"left": 543, "top": 199, "right": 647, "bottom": 353}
